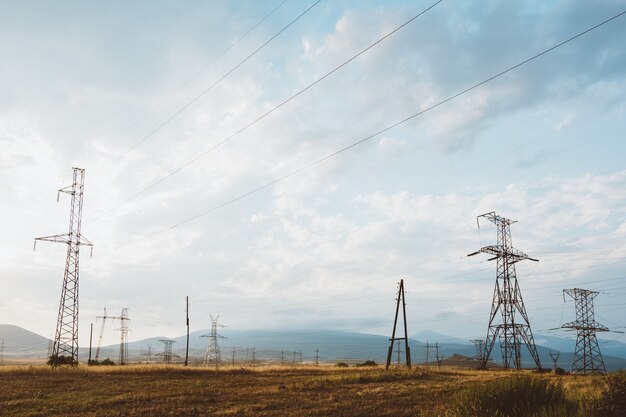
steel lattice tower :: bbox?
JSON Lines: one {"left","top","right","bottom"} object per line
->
{"left": 468, "top": 211, "right": 541, "bottom": 370}
{"left": 470, "top": 339, "right": 485, "bottom": 362}
{"left": 34, "top": 167, "right": 93, "bottom": 366}
{"left": 562, "top": 288, "right": 608, "bottom": 374}
{"left": 201, "top": 315, "right": 225, "bottom": 370}
{"left": 117, "top": 308, "right": 130, "bottom": 365}
{"left": 158, "top": 339, "right": 176, "bottom": 364}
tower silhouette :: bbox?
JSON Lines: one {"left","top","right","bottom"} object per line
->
{"left": 468, "top": 212, "right": 541, "bottom": 370}
{"left": 201, "top": 315, "right": 225, "bottom": 370}
{"left": 117, "top": 308, "right": 130, "bottom": 365}
{"left": 385, "top": 279, "right": 411, "bottom": 369}
{"left": 34, "top": 167, "right": 93, "bottom": 366}
{"left": 562, "top": 288, "right": 608, "bottom": 374}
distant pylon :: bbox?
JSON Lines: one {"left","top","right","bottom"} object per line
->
{"left": 549, "top": 350, "right": 560, "bottom": 372}
{"left": 201, "top": 315, "right": 225, "bottom": 370}
{"left": 470, "top": 339, "right": 485, "bottom": 362}
{"left": 385, "top": 279, "right": 411, "bottom": 370}
{"left": 468, "top": 211, "right": 542, "bottom": 370}
{"left": 0, "top": 339, "right": 5, "bottom": 364}
{"left": 157, "top": 339, "right": 177, "bottom": 364}
{"left": 562, "top": 288, "right": 609, "bottom": 374}
{"left": 116, "top": 308, "right": 130, "bottom": 365}
{"left": 34, "top": 167, "right": 93, "bottom": 367}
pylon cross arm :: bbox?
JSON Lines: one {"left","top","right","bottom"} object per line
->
{"left": 469, "top": 246, "right": 537, "bottom": 263}
{"left": 34, "top": 234, "right": 71, "bottom": 245}
{"left": 562, "top": 321, "right": 609, "bottom": 332}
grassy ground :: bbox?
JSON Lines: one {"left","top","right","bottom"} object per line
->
{"left": 0, "top": 364, "right": 604, "bottom": 417}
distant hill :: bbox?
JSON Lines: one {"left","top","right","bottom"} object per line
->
{"left": 0, "top": 324, "right": 50, "bottom": 358}
{"left": 3, "top": 324, "right": 626, "bottom": 371}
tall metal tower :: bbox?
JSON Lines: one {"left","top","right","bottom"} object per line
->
{"left": 34, "top": 167, "right": 93, "bottom": 366}
{"left": 117, "top": 308, "right": 130, "bottom": 365}
{"left": 562, "top": 288, "right": 609, "bottom": 374}
{"left": 385, "top": 279, "right": 411, "bottom": 370}
{"left": 549, "top": 350, "right": 560, "bottom": 372}
{"left": 158, "top": 339, "right": 176, "bottom": 364}
{"left": 468, "top": 211, "right": 541, "bottom": 370}
{"left": 201, "top": 315, "right": 225, "bottom": 370}
{"left": 470, "top": 339, "right": 485, "bottom": 362}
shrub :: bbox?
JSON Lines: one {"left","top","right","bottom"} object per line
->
{"left": 88, "top": 358, "right": 116, "bottom": 366}
{"left": 451, "top": 375, "right": 577, "bottom": 417}
{"left": 586, "top": 371, "right": 626, "bottom": 417}
{"left": 336, "top": 362, "right": 349, "bottom": 368}
{"left": 47, "top": 355, "right": 76, "bottom": 366}
{"left": 355, "top": 360, "right": 377, "bottom": 367}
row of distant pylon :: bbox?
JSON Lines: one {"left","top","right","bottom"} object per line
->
{"left": 35, "top": 168, "right": 613, "bottom": 373}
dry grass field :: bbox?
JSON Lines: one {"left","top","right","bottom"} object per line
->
{"left": 0, "top": 364, "right": 612, "bottom": 417}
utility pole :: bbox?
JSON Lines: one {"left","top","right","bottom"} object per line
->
{"left": 34, "top": 167, "right": 93, "bottom": 367}
{"left": 425, "top": 342, "right": 429, "bottom": 367}
{"left": 0, "top": 339, "right": 4, "bottom": 365}
{"left": 468, "top": 211, "right": 542, "bottom": 370}
{"left": 315, "top": 347, "right": 319, "bottom": 366}
{"left": 185, "top": 296, "right": 189, "bottom": 367}
{"left": 562, "top": 288, "right": 609, "bottom": 374}
{"left": 281, "top": 350, "right": 284, "bottom": 366}
{"left": 88, "top": 323, "right": 93, "bottom": 363}
{"left": 201, "top": 315, "right": 225, "bottom": 370}
{"left": 385, "top": 279, "right": 411, "bottom": 370}
{"left": 232, "top": 347, "right": 236, "bottom": 366}
{"left": 435, "top": 342, "right": 442, "bottom": 368}
{"left": 252, "top": 347, "right": 256, "bottom": 368}
{"left": 549, "top": 350, "right": 560, "bottom": 372}
{"left": 299, "top": 351, "right": 303, "bottom": 364}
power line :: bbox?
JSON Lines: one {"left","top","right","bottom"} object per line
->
{"left": 128, "top": 0, "right": 321, "bottom": 154}
{"left": 168, "top": 9, "right": 626, "bottom": 229}
{"left": 91, "top": 0, "right": 441, "bottom": 223}
{"left": 96, "top": 0, "right": 291, "bottom": 174}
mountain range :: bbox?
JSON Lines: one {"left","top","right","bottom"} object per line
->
{"left": 2, "top": 324, "right": 625, "bottom": 371}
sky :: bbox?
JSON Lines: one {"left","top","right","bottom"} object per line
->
{"left": 1, "top": 0, "right": 625, "bottom": 349}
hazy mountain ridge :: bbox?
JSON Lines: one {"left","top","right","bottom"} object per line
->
{"left": 2, "top": 324, "right": 625, "bottom": 370}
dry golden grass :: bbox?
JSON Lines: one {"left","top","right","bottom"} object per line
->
{"left": 0, "top": 364, "right": 607, "bottom": 417}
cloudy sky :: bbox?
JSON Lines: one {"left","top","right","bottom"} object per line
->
{"left": 1, "top": 0, "right": 625, "bottom": 348}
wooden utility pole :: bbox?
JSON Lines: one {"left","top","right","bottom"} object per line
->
{"left": 88, "top": 323, "right": 93, "bottom": 363}
{"left": 184, "top": 296, "right": 189, "bottom": 366}
{"left": 385, "top": 279, "right": 411, "bottom": 369}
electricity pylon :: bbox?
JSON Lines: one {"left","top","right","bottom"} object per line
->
{"left": 468, "top": 211, "right": 542, "bottom": 370}
{"left": 157, "top": 339, "right": 177, "bottom": 364}
{"left": 201, "top": 315, "right": 225, "bottom": 370}
{"left": 385, "top": 279, "right": 411, "bottom": 370}
{"left": 94, "top": 307, "right": 129, "bottom": 364}
{"left": 549, "top": 350, "right": 560, "bottom": 372}
{"left": 34, "top": 167, "right": 93, "bottom": 366}
{"left": 470, "top": 339, "right": 485, "bottom": 362}
{"left": 116, "top": 308, "right": 130, "bottom": 365}
{"left": 562, "top": 288, "right": 609, "bottom": 374}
